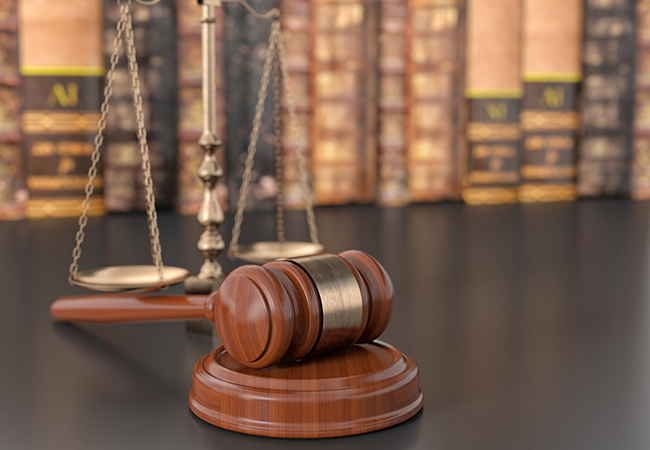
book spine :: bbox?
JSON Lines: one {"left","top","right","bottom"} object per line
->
{"left": 405, "top": 0, "right": 466, "bottom": 202}
{"left": 104, "top": 1, "right": 178, "bottom": 212}
{"left": 632, "top": 0, "right": 650, "bottom": 198}
{"left": 579, "top": 0, "right": 635, "bottom": 197}
{"left": 0, "top": 0, "right": 26, "bottom": 219}
{"left": 280, "top": 0, "right": 312, "bottom": 210}
{"left": 175, "top": 0, "right": 227, "bottom": 214}
{"left": 224, "top": 0, "right": 279, "bottom": 211}
{"left": 462, "top": 0, "right": 522, "bottom": 205}
{"left": 377, "top": 0, "right": 409, "bottom": 207}
{"left": 310, "top": 0, "right": 379, "bottom": 205}
{"left": 519, "top": 0, "right": 583, "bottom": 203}
{"left": 19, "top": 0, "right": 105, "bottom": 218}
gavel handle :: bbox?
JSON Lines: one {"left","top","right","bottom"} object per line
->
{"left": 50, "top": 295, "right": 208, "bottom": 323}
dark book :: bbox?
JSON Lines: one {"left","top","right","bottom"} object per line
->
{"left": 0, "top": 0, "right": 26, "bottom": 219}
{"left": 224, "top": 0, "right": 279, "bottom": 211}
{"left": 578, "top": 0, "right": 636, "bottom": 197}
{"left": 462, "top": 0, "right": 522, "bottom": 204}
{"left": 310, "top": 0, "right": 379, "bottom": 205}
{"left": 519, "top": 0, "right": 583, "bottom": 203}
{"left": 103, "top": 1, "right": 177, "bottom": 212}
{"left": 405, "top": 0, "right": 466, "bottom": 202}
{"left": 19, "top": 0, "right": 105, "bottom": 218}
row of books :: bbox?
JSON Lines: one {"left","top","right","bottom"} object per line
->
{"left": 1, "top": 0, "right": 649, "bottom": 220}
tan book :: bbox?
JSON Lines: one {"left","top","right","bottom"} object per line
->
{"left": 462, "top": 0, "right": 522, "bottom": 205}
{"left": 377, "top": 0, "right": 409, "bottom": 207}
{"left": 519, "top": 0, "right": 583, "bottom": 202}
{"left": 405, "top": 0, "right": 466, "bottom": 202}
{"left": 632, "top": 0, "right": 650, "bottom": 199}
{"left": 310, "top": 0, "right": 378, "bottom": 205}
{"left": 19, "top": 0, "right": 105, "bottom": 218}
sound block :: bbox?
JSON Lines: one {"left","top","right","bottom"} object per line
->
{"left": 189, "top": 341, "right": 423, "bottom": 438}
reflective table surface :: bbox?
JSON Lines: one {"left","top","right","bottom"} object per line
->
{"left": 2, "top": 200, "right": 650, "bottom": 449}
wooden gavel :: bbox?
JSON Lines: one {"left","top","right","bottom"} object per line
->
{"left": 51, "top": 250, "right": 394, "bottom": 368}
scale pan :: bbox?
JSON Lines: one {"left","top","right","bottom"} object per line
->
{"left": 230, "top": 241, "right": 325, "bottom": 264}
{"left": 72, "top": 265, "right": 190, "bottom": 293}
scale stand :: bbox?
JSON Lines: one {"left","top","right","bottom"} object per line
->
{"left": 185, "top": 0, "right": 324, "bottom": 295}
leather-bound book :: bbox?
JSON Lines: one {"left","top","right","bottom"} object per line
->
{"left": 462, "top": 0, "right": 522, "bottom": 205}
{"left": 0, "top": 0, "right": 26, "bottom": 219}
{"left": 280, "top": 0, "right": 311, "bottom": 210}
{"left": 19, "top": 0, "right": 105, "bottom": 218}
{"left": 519, "top": 0, "right": 583, "bottom": 202}
{"left": 377, "top": 0, "right": 408, "bottom": 207}
{"left": 103, "top": 1, "right": 177, "bottom": 212}
{"left": 578, "top": 0, "right": 635, "bottom": 197}
{"left": 405, "top": 0, "right": 466, "bottom": 202}
{"left": 175, "top": 0, "right": 227, "bottom": 214}
{"left": 224, "top": 0, "right": 279, "bottom": 211}
{"left": 310, "top": 0, "right": 378, "bottom": 205}
{"left": 632, "top": 0, "right": 650, "bottom": 199}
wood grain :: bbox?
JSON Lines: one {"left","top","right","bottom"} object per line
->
{"left": 49, "top": 295, "right": 206, "bottom": 323}
{"left": 189, "top": 341, "right": 423, "bottom": 438}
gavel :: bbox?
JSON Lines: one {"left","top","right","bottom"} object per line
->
{"left": 51, "top": 250, "right": 394, "bottom": 368}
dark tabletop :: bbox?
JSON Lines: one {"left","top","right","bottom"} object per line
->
{"left": 2, "top": 200, "right": 650, "bottom": 450}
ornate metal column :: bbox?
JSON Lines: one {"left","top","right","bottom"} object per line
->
{"left": 185, "top": 0, "right": 226, "bottom": 294}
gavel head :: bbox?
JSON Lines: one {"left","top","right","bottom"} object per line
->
{"left": 204, "top": 250, "right": 394, "bottom": 368}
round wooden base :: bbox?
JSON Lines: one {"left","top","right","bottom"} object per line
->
{"left": 189, "top": 341, "right": 423, "bottom": 438}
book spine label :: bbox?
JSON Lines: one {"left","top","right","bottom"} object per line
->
{"left": 22, "top": 74, "right": 104, "bottom": 217}
{"left": 519, "top": 80, "right": 580, "bottom": 202}
{"left": 579, "top": 0, "right": 635, "bottom": 197}
{"left": 405, "top": 0, "right": 466, "bottom": 202}
{"left": 463, "top": 97, "right": 521, "bottom": 204}
{"left": 633, "top": 0, "right": 650, "bottom": 199}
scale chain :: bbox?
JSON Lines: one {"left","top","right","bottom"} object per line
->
{"left": 123, "top": 2, "right": 164, "bottom": 278}
{"left": 229, "top": 17, "right": 320, "bottom": 255}
{"left": 272, "top": 48, "right": 285, "bottom": 243}
{"left": 68, "top": 0, "right": 164, "bottom": 284}
{"left": 68, "top": 3, "right": 128, "bottom": 283}
{"left": 275, "top": 24, "right": 319, "bottom": 245}
{"left": 229, "top": 19, "right": 280, "bottom": 255}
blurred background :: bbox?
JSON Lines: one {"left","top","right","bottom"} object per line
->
{"left": 0, "top": 0, "right": 646, "bottom": 220}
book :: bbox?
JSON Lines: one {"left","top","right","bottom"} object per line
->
{"left": 310, "top": 0, "right": 379, "bottom": 205}
{"left": 632, "top": 0, "right": 650, "bottom": 198}
{"left": 376, "top": 0, "right": 409, "bottom": 207}
{"left": 405, "top": 0, "right": 466, "bottom": 202}
{"left": 519, "top": 0, "right": 583, "bottom": 203}
{"left": 462, "top": 0, "right": 522, "bottom": 205}
{"left": 103, "top": 1, "right": 177, "bottom": 212}
{"left": 175, "top": 0, "right": 228, "bottom": 215}
{"left": 0, "top": 0, "right": 26, "bottom": 219}
{"left": 19, "top": 0, "right": 105, "bottom": 218}
{"left": 224, "top": 0, "right": 279, "bottom": 211}
{"left": 280, "top": 0, "right": 312, "bottom": 210}
{"left": 578, "top": 0, "right": 635, "bottom": 197}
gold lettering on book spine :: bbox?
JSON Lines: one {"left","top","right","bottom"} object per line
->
{"left": 520, "top": 111, "right": 579, "bottom": 130}
{"left": 22, "top": 111, "right": 101, "bottom": 134}
{"left": 467, "top": 123, "right": 521, "bottom": 141}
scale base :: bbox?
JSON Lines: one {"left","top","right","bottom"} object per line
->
{"left": 189, "top": 341, "right": 422, "bottom": 438}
